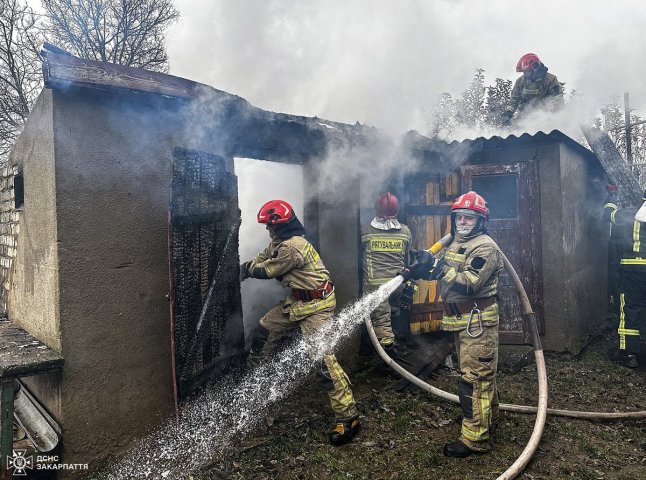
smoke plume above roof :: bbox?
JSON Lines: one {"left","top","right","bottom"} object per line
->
{"left": 167, "top": 0, "right": 646, "bottom": 136}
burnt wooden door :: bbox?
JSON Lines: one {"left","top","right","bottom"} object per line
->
{"left": 461, "top": 162, "right": 544, "bottom": 344}
{"left": 169, "top": 148, "right": 244, "bottom": 401}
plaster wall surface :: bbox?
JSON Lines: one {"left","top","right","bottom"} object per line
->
{"left": 537, "top": 142, "right": 607, "bottom": 352}
{"left": 316, "top": 184, "right": 361, "bottom": 310}
{"left": 556, "top": 143, "right": 607, "bottom": 351}
{"left": 311, "top": 176, "right": 361, "bottom": 359}
{"left": 8, "top": 90, "right": 61, "bottom": 351}
{"left": 50, "top": 88, "right": 180, "bottom": 466}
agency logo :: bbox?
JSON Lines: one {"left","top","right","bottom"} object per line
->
{"left": 6, "top": 451, "right": 88, "bottom": 473}
{"left": 7, "top": 450, "right": 33, "bottom": 476}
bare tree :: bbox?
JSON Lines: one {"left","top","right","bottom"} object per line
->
{"left": 598, "top": 98, "right": 646, "bottom": 183}
{"left": 42, "top": 0, "right": 179, "bottom": 72}
{"left": 0, "top": 0, "right": 42, "bottom": 162}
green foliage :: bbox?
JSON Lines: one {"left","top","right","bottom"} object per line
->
{"left": 429, "top": 68, "right": 517, "bottom": 137}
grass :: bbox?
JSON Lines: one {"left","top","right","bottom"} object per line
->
{"left": 194, "top": 332, "right": 646, "bottom": 480}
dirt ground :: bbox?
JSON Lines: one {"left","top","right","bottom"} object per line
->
{"left": 196, "top": 332, "right": 646, "bottom": 480}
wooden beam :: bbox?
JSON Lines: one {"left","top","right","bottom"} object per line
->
{"left": 42, "top": 51, "right": 199, "bottom": 98}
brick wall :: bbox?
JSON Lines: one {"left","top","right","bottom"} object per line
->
{"left": 0, "top": 163, "right": 20, "bottom": 315}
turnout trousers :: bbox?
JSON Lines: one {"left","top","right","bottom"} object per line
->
{"left": 253, "top": 302, "right": 359, "bottom": 420}
{"left": 618, "top": 269, "right": 646, "bottom": 354}
{"left": 364, "top": 284, "right": 395, "bottom": 346}
{"left": 454, "top": 324, "right": 500, "bottom": 452}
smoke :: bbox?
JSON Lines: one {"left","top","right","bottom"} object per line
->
{"left": 167, "top": 0, "right": 646, "bottom": 137}
{"left": 433, "top": 100, "right": 598, "bottom": 145}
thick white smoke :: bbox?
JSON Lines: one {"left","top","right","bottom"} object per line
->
{"left": 167, "top": 0, "right": 646, "bottom": 136}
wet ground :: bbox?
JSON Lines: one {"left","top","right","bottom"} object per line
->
{"left": 193, "top": 331, "right": 646, "bottom": 480}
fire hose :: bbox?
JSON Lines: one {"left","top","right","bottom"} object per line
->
{"left": 364, "top": 234, "right": 646, "bottom": 480}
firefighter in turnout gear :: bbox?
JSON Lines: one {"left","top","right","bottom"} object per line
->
{"left": 361, "top": 192, "right": 412, "bottom": 355}
{"left": 603, "top": 189, "right": 646, "bottom": 368}
{"left": 503, "top": 53, "right": 563, "bottom": 124}
{"left": 241, "top": 200, "right": 360, "bottom": 445}
{"left": 401, "top": 191, "right": 503, "bottom": 457}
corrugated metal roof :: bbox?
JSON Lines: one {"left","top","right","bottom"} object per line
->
{"left": 446, "top": 129, "right": 593, "bottom": 156}
{"left": 404, "top": 128, "right": 596, "bottom": 161}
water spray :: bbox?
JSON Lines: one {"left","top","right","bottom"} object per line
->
{"left": 367, "top": 234, "right": 646, "bottom": 480}
{"left": 100, "top": 234, "right": 646, "bottom": 479}
{"left": 101, "top": 278, "right": 402, "bottom": 479}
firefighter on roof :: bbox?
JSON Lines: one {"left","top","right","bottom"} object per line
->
{"left": 360, "top": 192, "right": 412, "bottom": 358}
{"left": 503, "top": 53, "right": 563, "bottom": 124}
{"left": 241, "top": 200, "right": 360, "bottom": 445}
{"left": 401, "top": 191, "right": 503, "bottom": 457}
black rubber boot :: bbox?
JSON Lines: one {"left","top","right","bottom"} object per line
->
{"left": 621, "top": 353, "right": 639, "bottom": 368}
{"left": 443, "top": 439, "right": 483, "bottom": 458}
{"left": 612, "top": 349, "right": 639, "bottom": 368}
{"left": 329, "top": 417, "right": 361, "bottom": 445}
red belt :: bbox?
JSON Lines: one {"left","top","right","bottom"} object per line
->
{"left": 292, "top": 281, "right": 334, "bottom": 301}
{"left": 443, "top": 297, "right": 497, "bottom": 316}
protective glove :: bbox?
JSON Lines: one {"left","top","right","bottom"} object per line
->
{"left": 501, "top": 110, "right": 513, "bottom": 126}
{"left": 239, "top": 261, "right": 250, "bottom": 282}
{"left": 427, "top": 258, "right": 448, "bottom": 281}
{"left": 399, "top": 280, "right": 418, "bottom": 310}
{"left": 399, "top": 249, "right": 436, "bottom": 281}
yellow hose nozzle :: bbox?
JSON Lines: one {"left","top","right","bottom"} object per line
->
{"left": 427, "top": 234, "right": 453, "bottom": 254}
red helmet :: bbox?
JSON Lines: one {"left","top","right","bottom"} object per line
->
{"left": 451, "top": 191, "right": 489, "bottom": 220}
{"left": 257, "top": 199, "right": 294, "bottom": 225}
{"left": 516, "top": 53, "right": 541, "bottom": 72}
{"left": 375, "top": 192, "right": 400, "bottom": 218}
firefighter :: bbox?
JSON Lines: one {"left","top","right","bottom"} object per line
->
{"left": 240, "top": 199, "right": 361, "bottom": 445}
{"left": 502, "top": 53, "right": 563, "bottom": 125}
{"left": 603, "top": 188, "right": 646, "bottom": 368}
{"left": 401, "top": 191, "right": 503, "bottom": 457}
{"left": 360, "top": 192, "right": 412, "bottom": 356}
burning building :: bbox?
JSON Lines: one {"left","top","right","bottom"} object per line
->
{"left": 0, "top": 49, "right": 610, "bottom": 473}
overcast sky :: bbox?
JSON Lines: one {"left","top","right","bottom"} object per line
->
{"left": 164, "top": 0, "right": 646, "bottom": 136}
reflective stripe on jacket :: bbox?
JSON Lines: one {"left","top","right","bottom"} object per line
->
{"left": 604, "top": 203, "right": 646, "bottom": 271}
{"left": 361, "top": 224, "right": 412, "bottom": 287}
{"left": 437, "top": 232, "right": 504, "bottom": 332}
{"left": 249, "top": 235, "right": 335, "bottom": 319}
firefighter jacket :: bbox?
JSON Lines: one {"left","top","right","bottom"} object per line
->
{"left": 247, "top": 235, "right": 335, "bottom": 320}
{"left": 434, "top": 231, "right": 504, "bottom": 331}
{"left": 603, "top": 202, "right": 646, "bottom": 271}
{"left": 361, "top": 223, "right": 412, "bottom": 288}
{"left": 505, "top": 69, "right": 563, "bottom": 115}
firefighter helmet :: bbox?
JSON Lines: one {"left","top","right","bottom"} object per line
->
{"left": 257, "top": 199, "right": 294, "bottom": 225}
{"left": 516, "top": 53, "right": 541, "bottom": 72}
{"left": 451, "top": 191, "right": 489, "bottom": 219}
{"left": 375, "top": 192, "right": 400, "bottom": 218}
